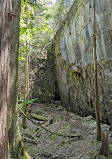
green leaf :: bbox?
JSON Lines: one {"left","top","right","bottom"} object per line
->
{"left": 26, "top": 98, "right": 38, "bottom": 104}
{"left": 66, "top": 125, "right": 71, "bottom": 129}
{"left": 18, "top": 56, "right": 25, "bottom": 61}
{"left": 45, "top": 14, "right": 51, "bottom": 20}
{"left": 31, "top": 98, "right": 38, "bottom": 102}
{"left": 26, "top": 100, "right": 33, "bottom": 104}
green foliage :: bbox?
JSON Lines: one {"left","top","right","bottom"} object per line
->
{"left": 19, "top": 0, "right": 54, "bottom": 61}
{"left": 19, "top": 0, "right": 74, "bottom": 61}
{"left": 18, "top": 98, "right": 38, "bottom": 105}
{"left": 18, "top": 56, "right": 25, "bottom": 61}
{"left": 95, "top": 140, "right": 101, "bottom": 144}
{"left": 18, "top": 98, "right": 24, "bottom": 103}
{"left": 66, "top": 125, "right": 71, "bottom": 130}
{"left": 65, "top": 125, "right": 71, "bottom": 134}
{"left": 51, "top": 0, "right": 70, "bottom": 29}
{"left": 54, "top": 0, "right": 65, "bottom": 18}
{"left": 26, "top": 98, "right": 38, "bottom": 104}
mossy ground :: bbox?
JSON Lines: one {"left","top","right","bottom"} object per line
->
{"left": 18, "top": 102, "right": 112, "bottom": 159}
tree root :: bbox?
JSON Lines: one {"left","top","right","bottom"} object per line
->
{"left": 17, "top": 120, "right": 31, "bottom": 159}
{"left": 19, "top": 108, "right": 82, "bottom": 139}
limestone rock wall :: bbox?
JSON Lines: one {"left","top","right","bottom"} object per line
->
{"left": 18, "top": 46, "right": 55, "bottom": 103}
{"left": 30, "top": 47, "right": 55, "bottom": 103}
{"left": 54, "top": 0, "right": 112, "bottom": 128}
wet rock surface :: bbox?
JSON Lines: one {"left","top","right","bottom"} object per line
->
{"left": 19, "top": 103, "right": 112, "bottom": 159}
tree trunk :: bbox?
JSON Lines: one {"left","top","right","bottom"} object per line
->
{"left": 93, "top": 0, "right": 101, "bottom": 141}
{"left": 22, "top": 48, "right": 28, "bottom": 128}
{"left": 100, "top": 132, "right": 109, "bottom": 157}
{"left": 8, "top": 0, "right": 21, "bottom": 158}
{"left": 0, "top": 0, "right": 12, "bottom": 158}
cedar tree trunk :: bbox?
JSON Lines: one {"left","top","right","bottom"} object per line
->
{"left": 0, "top": 0, "right": 12, "bottom": 158}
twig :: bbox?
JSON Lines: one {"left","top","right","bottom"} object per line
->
{"left": 19, "top": 108, "right": 82, "bottom": 139}
{"left": 33, "top": 130, "right": 40, "bottom": 137}
{"left": 22, "top": 128, "right": 39, "bottom": 141}
{"left": 23, "top": 136, "right": 38, "bottom": 144}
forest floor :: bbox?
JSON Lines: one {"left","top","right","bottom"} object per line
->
{"left": 19, "top": 102, "right": 112, "bottom": 159}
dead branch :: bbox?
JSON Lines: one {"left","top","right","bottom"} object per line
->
{"left": 23, "top": 136, "right": 38, "bottom": 144}
{"left": 22, "top": 128, "right": 40, "bottom": 141}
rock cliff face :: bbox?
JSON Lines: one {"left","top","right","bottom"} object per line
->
{"left": 30, "top": 46, "right": 55, "bottom": 103}
{"left": 18, "top": 46, "right": 56, "bottom": 103}
{"left": 54, "top": 0, "right": 112, "bottom": 129}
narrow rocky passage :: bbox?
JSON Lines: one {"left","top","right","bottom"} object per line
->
{"left": 19, "top": 102, "right": 112, "bottom": 159}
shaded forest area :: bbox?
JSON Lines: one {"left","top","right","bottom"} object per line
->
{"left": 0, "top": 0, "right": 112, "bottom": 159}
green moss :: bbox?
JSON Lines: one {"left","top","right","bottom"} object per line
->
{"left": 31, "top": 113, "right": 47, "bottom": 121}
{"left": 51, "top": 134, "right": 57, "bottom": 141}
{"left": 16, "top": 123, "right": 32, "bottom": 159}
{"left": 64, "top": 63, "right": 84, "bottom": 86}
{"left": 65, "top": 64, "right": 70, "bottom": 71}
{"left": 23, "top": 150, "right": 31, "bottom": 159}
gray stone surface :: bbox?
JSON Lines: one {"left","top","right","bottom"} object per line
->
{"left": 53, "top": 0, "right": 112, "bottom": 128}
{"left": 18, "top": 46, "right": 55, "bottom": 103}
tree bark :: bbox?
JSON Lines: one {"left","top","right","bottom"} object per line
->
{"left": 0, "top": 0, "right": 12, "bottom": 158}
{"left": 8, "top": 0, "right": 21, "bottom": 158}
{"left": 93, "top": 0, "right": 101, "bottom": 141}
{"left": 22, "top": 47, "right": 28, "bottom": 128}
{"left": 100, "top": 132, "right": 109, "bottom": 157}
